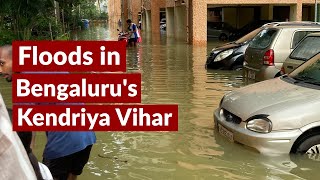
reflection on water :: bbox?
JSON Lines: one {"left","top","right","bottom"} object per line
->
{"left": 0, "top": 23, "right": 319, "bottom": 180}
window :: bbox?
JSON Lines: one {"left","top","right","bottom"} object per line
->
{"left": 292, "top": 31, "right": 320, "bottom": 49}
{"left": 249, "top": 29, "right": 278, "bottom": 49}
{"left": 290, "top": 36, "right": 320, "bottom": 61}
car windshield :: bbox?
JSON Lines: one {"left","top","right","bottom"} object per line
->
{"left": 235, "top": 28, "right": 261, "bottom": 44}
{"left": 289, "top": 57, "right": 320, "bottom": 85}
{"left": 289, "top": 36, "right": 320, "bottom": 61}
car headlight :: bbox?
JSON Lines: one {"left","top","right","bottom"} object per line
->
{"left": 214, "top": 49, "right": 233, "bottom": 62}
{"left": 246, "top": 116, "right": 272, "bottom": 133}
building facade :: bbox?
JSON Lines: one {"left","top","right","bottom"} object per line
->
{"left": 108, "top": 0, "right": 318, "bottom": 45}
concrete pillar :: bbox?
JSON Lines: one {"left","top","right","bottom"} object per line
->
{"left": 108, "top": 0, "right": 121, "bottom": 33}
{"left": 142, "top": 11, "right": 147, "bottom": 31}
{"left": 166, "top": 7, "right": 174, "bottom": 37}
{"left": 290, "top": 3, "right": 302, "bottom": 21}
{"left": 146, "top": 10, "right": 152, "bottom": 32}
{"left": 174, "top": 5, "right": 187, "bottom": 41}
{"left": 261, "top": 5, "right": 273, "bottom": 20}
{"left": 189, "top": 0, "right": 207, "bottom": 45}
{"left": 151, "top": 1, "right": 160, "bottom": 34}
{"left": 124, "top": 0, "right": 128, "bottom": 21}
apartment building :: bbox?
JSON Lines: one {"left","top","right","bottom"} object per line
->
{"left": 108, "top": 0, "right": 318, "bottom": 45}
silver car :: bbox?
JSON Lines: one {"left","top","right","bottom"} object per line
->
{"left": 243, "top": 21, "right": 320, "bottom": 81}
{"left": 282, "top": 32, "right": 320, "bottom": 74}
{"left": 214, "top": 53, "right": 320, "bottom": 155}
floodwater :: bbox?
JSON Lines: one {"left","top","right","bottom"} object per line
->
{"left": 1, "top": 23, "right": 319, "bottom": 180}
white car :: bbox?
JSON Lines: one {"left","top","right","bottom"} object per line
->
{"left": 215, "top": 53, "right": 320, "bottom": 155}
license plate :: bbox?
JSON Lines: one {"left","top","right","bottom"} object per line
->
{"left": 248, "top": 70, "right": 256, "bottom": 80}
{"left": 218, "top": 124, "right": 234, "bottom": 142}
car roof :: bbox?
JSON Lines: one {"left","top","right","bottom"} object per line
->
{"left": 262, "top": 21, "right": 320, "bottom": 29}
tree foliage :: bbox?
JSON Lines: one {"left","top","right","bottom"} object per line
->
{"left": 0, "top": 0, "right": 106, "bottom": 44}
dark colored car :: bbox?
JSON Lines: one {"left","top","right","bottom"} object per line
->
{"left": 207, "top": 22, "right": 236, "bottom": 41}
{"left": 206, "top": 27, "right": 262, "bottom": 70}
{"left": 228, "top": 20, "right": 275, "bottom": 41}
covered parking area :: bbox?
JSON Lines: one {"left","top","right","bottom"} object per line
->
{"left": 208, "top": 4, "right": 316, "bottom": 26}
{"left": 207, "top": 3, "right": 316, "bottom": 40}
{"left": 137, "top": 0, "right": 318, "bottom": 45}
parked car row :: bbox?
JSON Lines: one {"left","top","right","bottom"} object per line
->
{"left": 210, "top": 21, "right": 320, "bottom": 156}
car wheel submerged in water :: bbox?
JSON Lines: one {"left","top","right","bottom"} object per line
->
{"left": 232, "top": 64, "right": 242, "bottom": 71}
{"left": 293, "top": 134, "right": 320, "bottom": 154}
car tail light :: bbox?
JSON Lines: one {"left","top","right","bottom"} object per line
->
{"left": 263, "top": 50, "right": 274, "bottom": 66}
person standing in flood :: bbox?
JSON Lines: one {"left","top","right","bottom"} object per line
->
{"left": 126, "top": 19, "right": 140, "bottom": 47}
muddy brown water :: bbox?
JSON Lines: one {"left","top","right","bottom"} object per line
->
{"left": 1, "top": 23, "right": 319, "bottom": 180}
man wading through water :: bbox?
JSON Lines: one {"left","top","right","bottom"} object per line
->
{"left": 126, "top": 19, "right": 141, "bottom": 47}
{"left": 0, "top": 45, "right": 97, "bottom": 180}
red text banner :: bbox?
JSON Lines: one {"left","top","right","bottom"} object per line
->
{"left": 12, "top": 105, "right": 179, "bottom": 131}
{"left": 12, "top": 41, "right": 126, "bottom": 72}
{"left": 12, "top": 73, "right": 141, "bottom": 103}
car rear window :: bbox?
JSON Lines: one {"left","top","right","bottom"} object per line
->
{"left": 235, "top": 28, "right": 261, "bottom": 44}
{"left": 248, "top": 29, "right": 278, "bottom": 49}
{"left": 290, "top": 36, "right": 320, "bottom": 61}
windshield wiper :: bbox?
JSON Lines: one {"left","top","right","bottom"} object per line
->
{"left": 305, "top": 81, "right": 320, "bottom": 86}
{"left": 293, "top": 75, "right": 315, "bottom": 82}
{"left": 289, "top": 56, "right": 308, "bottom": 61}
{"left": 292, "top": 76, "right": 320, "bottom": 85}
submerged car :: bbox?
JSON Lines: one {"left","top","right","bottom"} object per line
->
{"left": 206, "top": 27, "right": 262, "bottom": 70}
{"left": 243, "top": 21, "right": 320, "bottom": 81}
{"left": 282, "top": 32, "right": 320, "bottom": 74}
{"left": 214, "top": 53, "right": 320, "bottom": 155}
